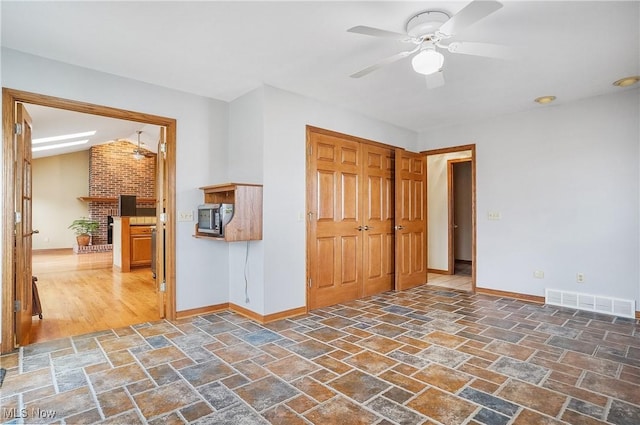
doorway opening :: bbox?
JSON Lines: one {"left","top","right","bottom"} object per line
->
{"left": 27, "top": 104, "right": 163, "bottom": 343}
{"left": 1, "top": 88, "right": 177, "bottom": 354}
{"left": 424, "top": 145, "right": 476, "bottom": 292}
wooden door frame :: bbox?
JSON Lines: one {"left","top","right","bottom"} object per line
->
{"left": 423, "top": 144, "right": 476, "bottom": 291}
{"left": 1, "top": 88, "right": 177, "bottom": 353}
{"left": 447, "top": 158, "right": 472, "bottom": 276}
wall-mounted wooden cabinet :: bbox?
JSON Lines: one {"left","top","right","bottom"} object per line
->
{"left": 195, "top": 183, "right": 263, "bottom": 241}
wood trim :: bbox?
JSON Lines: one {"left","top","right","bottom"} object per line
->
{"left": 3, "top": 89, "right": 176, "bottom": 125}
{"left": 2, "top": 89, "right": 16, "bottom": 352}
{"left": 428, "top": 268, "right": 449, "bottom": 275}
{"left": 229, "top": 303, "right": 307, "bottom": 324}
{"left": 471, "top": 145, "right": 477, "bottom": 292}
{"left": 476, "top": 287, "right": 545, "bottom": 304}
{"left": 176, "top": 303, "right": 229, "bottom": 320}
{"left": 636, "top": 311, "right": 640, "bottom": 320}
{"left": 447, "top": 158, "right": 472, "bottom": 277}
{"left": 305, "top": 125, "right": 397, "bottom": 151}
{"left": 176, "top": 303, "right": 306, "bottom": 323}
{"left": 78, "top": 197, "right": 155, "bottom": 203}
{"left": 229, "top": 303, "right": 264, "bottom": 323}
{"left": 421, "top": 144, "right": 476, "bottom": 156}
{"left": 264, "top": 306, "right": 307, "bottom": 323}
{"left": 1, "top": 88, "right": 177, "bottom": 353}
{"left": 447, "top": 160, "right": 454, "bottom": 275}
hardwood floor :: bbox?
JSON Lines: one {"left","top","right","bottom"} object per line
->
{"left": 428, "top": 272, "right": 472, "bottom": 291}
{"left": 30, "top": 249, "right": 159, "bottom": 344}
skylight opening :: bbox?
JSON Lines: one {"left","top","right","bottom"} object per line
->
{"left": 32, "top": 140, "right": 89, "bottom": 152}
{"left": 32, "top": 130, "right": 96, "bottom": 145}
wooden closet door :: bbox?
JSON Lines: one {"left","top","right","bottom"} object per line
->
{"left": 394, "top": 149, "right": 427, "bottom": 291}
{"left": 362, "top": 144, "right": 395, "bottom": 297}
{"left": 307, "top": 130, "right": 363, "bottom": 309}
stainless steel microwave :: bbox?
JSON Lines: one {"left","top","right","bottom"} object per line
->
{"left": 198, "top": 203, "right": 234, "bottom": 237}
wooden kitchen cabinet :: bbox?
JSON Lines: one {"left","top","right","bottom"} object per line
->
{"left": 130, "top": 225, "right": 153, "bottom": 267}
{"left": 113, "top": 216, "right": 155, "bottom": 272}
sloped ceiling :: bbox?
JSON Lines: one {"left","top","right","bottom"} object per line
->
{"left": 2, "top": 1, "right": 639, "bottom": 156}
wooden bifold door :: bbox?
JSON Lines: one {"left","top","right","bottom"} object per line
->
{"left": 306, "top": 127, "right": 426, "bottom": 310}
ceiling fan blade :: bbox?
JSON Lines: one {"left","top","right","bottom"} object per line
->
{"left": 438, "top": 0, "right": 503, "bottom": 36}
{"left": 425, "top": 70, "right": 445, "bottom": 89}
{"left": 446, "top": 41, "right": 509, "bottom": 59}
{"left": 350, "top": 49, "right": 416, "bottom": 78}
{"left": 347, "top": 25, "right": 415, "bottom": 42}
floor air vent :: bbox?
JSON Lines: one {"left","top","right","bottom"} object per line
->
{"left": 545, "top": 289, "right": 636, "bottom": 319}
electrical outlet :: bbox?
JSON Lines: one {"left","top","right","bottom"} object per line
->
{"left": 178, "top": 210, "right": 193, "bottom": 222}
{"left": 488, "top": 211, "right": 501, "bottom": 220}
{"left": 534, "top": 270, "right": 544, "bottom": 279}
{"left": 576, "top": 273, "right": 585, "bottom": 283}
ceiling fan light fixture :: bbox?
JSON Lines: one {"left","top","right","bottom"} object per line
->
{"left": 132, "top": 130, "right": 145, "bottom": 160}
{"left": 411, "top": 49, "right": 444, "bottom": 75}
{"left": 613, "top": 76, "right": 640, "bottom": 87}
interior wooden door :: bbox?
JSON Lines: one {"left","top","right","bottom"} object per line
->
{"left": 362, "top": 144, "right": 395, "bottom": 297}
{"left": 307, "top": 130, "right": 363, "bottom": 309}
{"left": 394, "top": 148, "right": 427, "bottom": 291}
{"left": 155, "top": 127, "right": 166, "bottom": 318}
{"left": 15, "top": 103, "right": 34, "bottom": 346}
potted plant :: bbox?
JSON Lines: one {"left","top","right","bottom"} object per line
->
{"left": 68, "top": 217, "right": 99, "bottom": 246}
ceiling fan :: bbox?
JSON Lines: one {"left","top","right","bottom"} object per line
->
{"left": 132, "top": 130, "right": 153, "bottom": 159}
{"left": 347, "top": 0, "right": 507, "bottom": 88}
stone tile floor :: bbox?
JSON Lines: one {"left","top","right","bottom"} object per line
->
{"left": 1, "top": 285, "right": 639, "bottom": 424}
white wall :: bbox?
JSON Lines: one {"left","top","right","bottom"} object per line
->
{"left": 419, "top": 90, "right": 640, "bottom": 305}
{"left": 426, "top": 150, "right": 472, "bottom": 271}
{"left": 260, "top": 85, "right": 418, "bottom": 315}
{"left": 227, "top": 88, "right": 265, "bottom": 313}
{"left": 224, "top": 85, "right": 418, "bottom": 316}
{"left": 1, "top": 48, "right": 231, "bottom": 313}
{"left": 32, "top": 151, "right": 90, "bottom": 249}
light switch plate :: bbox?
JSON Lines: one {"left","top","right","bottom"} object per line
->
{"left": 178, "top": 210, "right": 193, "bottom": 222}
{"left": 487, "top": 211, "right": 501, "bottom": 220}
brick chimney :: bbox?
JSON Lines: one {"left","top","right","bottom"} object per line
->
{"left": 87, "top": 140, "right": 156, "bottom": 245}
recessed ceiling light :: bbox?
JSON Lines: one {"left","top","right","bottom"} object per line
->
{"left": 32, "top": 139, "right": 89, "bottom": 152}
{"left": 534, "top": 96, "right": 556, "bottom": 105}
{"left": 32, "top": 130, "right": 96, "bottom": 145}
{"left": 613, "top": 76, "right": 640, "bottom": 87}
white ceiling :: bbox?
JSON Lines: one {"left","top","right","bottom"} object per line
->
{"left": 2, "top": 1, "right": 639, "bottom": 154}
{"left": 25, "top": 104, "right": 160, "bottom": 159}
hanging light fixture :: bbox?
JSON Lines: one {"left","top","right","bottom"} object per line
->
{"left": 132, "top": 130, "right": 144, "bottom": 160}
{"left": 411, "top": 46, "right": 444, "bottom": 75}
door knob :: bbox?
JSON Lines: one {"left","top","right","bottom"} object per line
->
{"left": 32, "top": 229, "right": 40, "bottom": 234}
{"left": 356, "top": 226, "right": 365, "bottom": 231}
{"left": 363, "top": 225, "right": 373, "bottom": 231}
{"left": 394, "top": 225, "right": 405, "bottom": 230}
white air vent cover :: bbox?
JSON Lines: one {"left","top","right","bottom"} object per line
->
{"left": 545, "top": 289, "right": 636, "bottom": 318}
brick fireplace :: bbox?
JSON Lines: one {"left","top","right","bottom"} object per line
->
{"left": 86, "top": 140, "right": 156, "bottom": 245}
